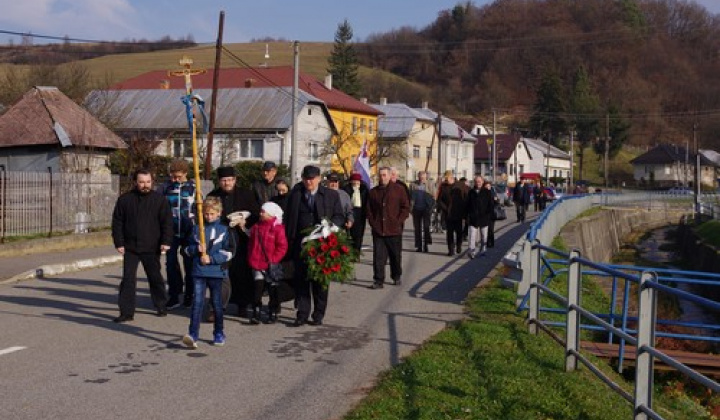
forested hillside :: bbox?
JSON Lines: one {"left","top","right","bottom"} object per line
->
{"left": 358, "top": 0, "right": 720, "bottom": 148}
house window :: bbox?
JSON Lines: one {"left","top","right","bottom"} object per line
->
{"left": 553, "top": 170, "right": 557, "bottom": 177}
{"left": 510, "top": 164, "right": 514, "bottom": 176}
{"left": 360, "top": 118, "right": 366, "bottom": 134}
{"left": 309, "top": 143, "right": 320, "bottom": 161}
{"left": 413, "top": 145, "right": 420, "bottom": 158}
{"left": 462, "top": 145, "right": 470, "bottom": 158}
{"left": 238, "top": 139, "right": 264, "bottom": 159}
{"left": 173, "top": 138, "right": 193, "bottom": 158}
{"left": 664, "top": 165, "right": 671, "bottom": 175}
{"left": 426, "top": 147, "right": 432, "bottom": 158}
{"left": 352, "top": 117, "right": 358, "bottom": 134}
{"left": 308, "top": 108, "right": 312, "bottom": 116}
{"left": 519, "top": 164, "right": 525, "bottom": 174}
{"left": 368, "top": 120, "right": 374, "bottom": 135}
{"left": 450, "top": 144, "right": 457, "bottom": 157}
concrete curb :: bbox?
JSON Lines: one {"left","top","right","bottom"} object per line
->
{"left": 0, "top": 255, "right": 122, "bottom": 285}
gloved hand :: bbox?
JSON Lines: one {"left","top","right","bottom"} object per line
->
{"left": 227, "top": 211, "right": 249, "bottom": 229}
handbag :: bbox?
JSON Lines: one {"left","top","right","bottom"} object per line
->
{"left": 259, "top": 233, "right": 284, "bottom": 286}
{"left": 492, "top": 203, "right": 507, "bottom": 221}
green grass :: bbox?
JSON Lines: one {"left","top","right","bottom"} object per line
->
{"left": 344, "top": 278, "right": 709, "bottom": 420}
{"left": 694, "top": 220, "right": 720, "bottom": 248}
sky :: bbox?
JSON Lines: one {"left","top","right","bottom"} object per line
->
{"left": 1, "top": 0, "right": 719, "bottom": 45}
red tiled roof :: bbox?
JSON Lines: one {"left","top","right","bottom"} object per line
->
{"left": 110, "top": 66, "right": 382, "bottom": 116}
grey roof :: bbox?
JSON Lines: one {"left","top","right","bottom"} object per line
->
{"left": 412, "top": 108, "right": 477, "bottom": 142}
{"left": 85, "top": 87, "right": 335, "bottom": 133}
{"left": 523, "top": 137, "right": 570, "bottom": 160}
{"left": 371, "top": 103, "right": 433, "bottom": 139}
{"left": 699, "top": 149, "right": 720, "bottom": 166}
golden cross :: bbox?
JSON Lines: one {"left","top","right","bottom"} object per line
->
{"left": 167, "top": 55, "right": 206, "bottom": 95}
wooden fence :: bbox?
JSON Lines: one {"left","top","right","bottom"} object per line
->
{"left": 0, "top": 171, "right": 120, "bottom": 240}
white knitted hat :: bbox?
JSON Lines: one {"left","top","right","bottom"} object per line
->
{"left": 261, "top": 201, "right": 284, "bottom": 222}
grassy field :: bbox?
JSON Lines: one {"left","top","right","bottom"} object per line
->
{"left": 573, "top": 145, "right": 640, "bottom": 187}
{"left": 694, "top": 220, "right": 720, "bottom": 248}
{"left": 343, "top": 239, "right": 710, "bottom": 420}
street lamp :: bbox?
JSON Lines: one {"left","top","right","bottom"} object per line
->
{"left": 486, "top": 137, "right": 493, "bottom": 179}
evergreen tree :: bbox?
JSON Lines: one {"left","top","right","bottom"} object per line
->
{"left": 569, "top": 66, "right": 601, "bottom": 181}
{"left": 529, "top": 69, "right": 567, "bottom": 146}
{"left": 327, "top": 19, "right": 361, "bottom": 97}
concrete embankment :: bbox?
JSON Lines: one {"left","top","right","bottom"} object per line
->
{"left": 559, "top": 207, "right": 690, "bottom": 262}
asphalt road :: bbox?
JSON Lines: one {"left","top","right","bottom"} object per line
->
{"left": 0, "top": 218, "right": 530, "bottom": 420}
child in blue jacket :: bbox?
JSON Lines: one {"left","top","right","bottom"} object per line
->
{"left": 182, "top": 196, "right": 235, "bottom": 348}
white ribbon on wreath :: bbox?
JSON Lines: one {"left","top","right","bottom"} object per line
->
{"left": 301, "top": 218, "right": 340, "bottom": 244}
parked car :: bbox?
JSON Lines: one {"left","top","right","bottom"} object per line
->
{"left": 667, "top": 187, "right": 694, "bottom": 195}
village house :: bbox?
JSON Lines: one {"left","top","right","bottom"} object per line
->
{"left": 0, "top": 86, "right": 126, "bottom": 173}
{"left": 85, "top": 87, "right": 337, "bottom": 179}
{"left": 630, "top": 144, "right": 717, "bottom": 188}
{"left": 107, "top": 66, "right": 381, "bottom": 178}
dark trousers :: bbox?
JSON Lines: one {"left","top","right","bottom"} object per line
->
{"left": 294, "top": 263, "right": 328, "bottom": 322}
{"left": 349, "top": 209, "right": 366, "bottom": 250}
{"left": 515, "top": 203, "right": 526, "bottom": 222}
{"left": 118, "top": 251, "right": 168, "bottom": 316}
{"left": 412, "top": 208, "right": 432, "bottom": 249}
{"left": 446, "top": 219, "right": 463, "bottom": 253}
{"left": 487, "top": 219, "right": 496, "bottom": 247}
{"left": 372, "top": 234, "right": 402, "bottom": 284}
{"left": 166, "top": 236, "right": 193, "bottom": 299}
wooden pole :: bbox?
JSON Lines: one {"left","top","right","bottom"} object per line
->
{"left": 204, "top": 11, "right": 225, "bottom": 180}
{"left": 169, "top": 56, "right": 207, "bottom": 256}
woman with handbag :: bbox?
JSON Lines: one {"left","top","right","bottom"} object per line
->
{"left": 247, "top": 202, "right": 288, "bottom": 324}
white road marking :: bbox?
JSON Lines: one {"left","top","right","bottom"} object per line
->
{"left": 0, "top": 346, "right": 27, "bottom": 356}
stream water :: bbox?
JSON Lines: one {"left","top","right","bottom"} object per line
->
{"left": 635, "top": 226, "right": 718, "bottom": 328}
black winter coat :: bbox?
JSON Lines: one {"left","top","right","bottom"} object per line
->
{"left": 284, "top": 183, "right": 345, "bottom": 254}
{"left": 466, "top": 187, "right": 493, "bottom": 228}
{"left": 112, "top": 189, "right": 173, "bottom": 253}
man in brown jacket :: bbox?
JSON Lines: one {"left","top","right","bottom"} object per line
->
{"left": 366, "top": 167, "right": 410, "bottom": 289}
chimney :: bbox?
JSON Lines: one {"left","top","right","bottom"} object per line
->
{"left": 380, "top": 97, "right": 387, "bottom": 106}
{"left": 360, "top": 97, "right": 367, "bottom": 104}
{"left": 244, "top": 78, "right": 255, "bottom": 88}
{"left": 421, "top": 101, "right": 429, "bottom": 109}
{"left": 324, "top": 74, "right": 333, "bottom": 90}
{"left": 160, "top": 80, "right": 170, "bottom": 89}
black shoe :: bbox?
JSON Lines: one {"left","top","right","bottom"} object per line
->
{"left": 308, "top": 319, "right": 323, "bottom": 326}
{"left": 113, "top": 314, "right": 134, "bottom": 323}
{"left": 156, "top": 309, "right": 167, "bottom": 317}
{"left": 456, "top": 246, "right": 462, "bottom": 254}
{"left": 249, "top": 306, "right": 261, "bottom": 325}
{"left": 267, "top": 312, "right": 278, "bottom": 324}
{"left": 448, "top": 251, "right": 454, "bottom": 256}
{"left": 167, "top": 296, "right": 181, "bottom": 310}
{"left": 415, "top": 247, "right": 422, "bottom": 252}
{"left": 370, "top": 282, "right": 384, "bottom": 289}
{"left": 393, "top": 278, "right": 402, "bottom": 286}
{"left": 182, "top": 294, "right": 192, "bottom": 308}
{"left": 423, "top": 245, "right": 429, "bottom": 253}
{"left": 290, "top": 318, "right": 306, "bottom": 327}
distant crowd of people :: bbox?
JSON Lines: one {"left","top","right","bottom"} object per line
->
{"left": 110, "top": 161, "right": 519, "bottom": 348}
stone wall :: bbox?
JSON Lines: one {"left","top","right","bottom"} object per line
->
{"left": 560, "top": 207, "right": 690, "bottom": 263}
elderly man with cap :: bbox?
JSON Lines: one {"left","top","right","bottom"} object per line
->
{"left": 284, "top": 165, "right": 344, "bottom": 327}
{"left": 342, "top": 173, "right": 369, "bottom": 251}
{"left": 252, "top": 161, "right": 283, "bottom": 205}
{"left": 207, "top": 166, "right": 260, "bottom": 318}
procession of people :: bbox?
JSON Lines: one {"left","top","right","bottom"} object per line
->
{"left": 111, "top": 161, "right": 522, "bottom": 348}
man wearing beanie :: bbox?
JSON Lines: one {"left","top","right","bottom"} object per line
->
{"left": 284, "top": 165, "right": 344, "bottom": 327}
{"left": 207, "top": 166, "right": 261, "bottom": 317}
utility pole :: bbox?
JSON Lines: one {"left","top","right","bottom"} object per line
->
{"left": 684, "top": 139, "right": 689, "bottom": 188}
{"left": 437, "top": 112, "right": 443, "bottom": 178}
{"left": 289, "top": 41, "right": 300, "bottom": 183}
{"left": 569, "top": 129, "right": 574, "bottom": 188}
{"left": 204, "top": 10, "right": 224, "bottom": 180}
{"left": 694, "top": 123, "right": 700, "bottom": 221}
{"left": 604, "top": 113, "right": 610, "bottom": 188}
{"left": 492, "top": 108, "right": 497, "bottom": 180}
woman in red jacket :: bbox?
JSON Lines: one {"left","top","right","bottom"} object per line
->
{"left": 247, "top": 202, "right": 288, "bottom": 324}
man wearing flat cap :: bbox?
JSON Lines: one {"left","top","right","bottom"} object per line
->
{"left": 342, "top": 172, "right": 369, "bottom": 251}
{"left": 252, "top": 161, "right": 283, "bottom": 205}
{"left": 208, "top": 166, "right": 260, "bottom": 318}
{"left": 284, "top": 165, "right": 345, "bottom": 327}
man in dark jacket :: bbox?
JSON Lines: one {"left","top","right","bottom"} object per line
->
{"left": 410, "top": 171, "right": 434, "bottom": 253}
{"left": 285, "top": 165, "right": 345, "bottom": 327}
{"left": 366, "top": 167, "right": 410, "bottom": 289}
{"left": 342, "top": 173, "right": 369, "bottom": 251}
{"left": 111, "top": 169, "right": 173, "bottom": 323}
{"left": 513, "top": 178, "right": 531, "bottom": 223}
{"left": 207, "top": 166, "right": 261, "bottom": 317}
{"left": 446, "top": 176, "right": 469, "bottom": 256}
{"left": 251, "top": 160, "right": 282, "bottom": 205}
{"left": 466, "top": 176, "right": 493, "bottom": 258}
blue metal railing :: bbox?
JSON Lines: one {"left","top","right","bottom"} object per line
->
{"left": 514, "top": 192, "right": 720, "bottom": 420}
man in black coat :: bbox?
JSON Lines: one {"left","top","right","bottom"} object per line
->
{"left": 207, "top": 166, "right": 261, "bottom": 317}
{"left": 513, "top": 178, "right": 531, "bottom": 223}
{"left": 251, "top": 160, "right": 282, "bottom": 205}
{"left": 285, "top": 165, "right": 345, "bottom": 327}
{"left": 111, "top": 169, "right": 174, "bottom": 323}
